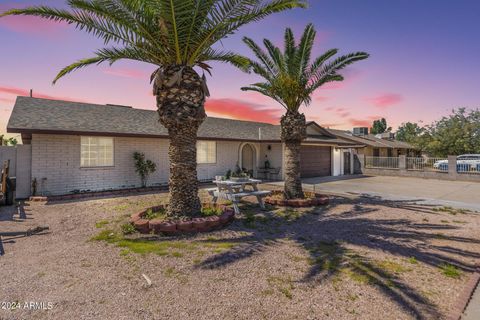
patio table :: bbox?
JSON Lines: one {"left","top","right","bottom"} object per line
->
{"left": 208, "top": 179, "right": 271, "bottom": 214}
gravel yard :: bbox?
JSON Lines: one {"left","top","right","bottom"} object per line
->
{"left": 1, "top": 189, "right": 479, "bottom": 320}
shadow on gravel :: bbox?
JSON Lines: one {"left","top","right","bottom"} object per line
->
{"left": 196, "top": 195, "right": 479, "bottom": 319}
{"left": 0, "top": 202, "right": 31, "bottom": 222}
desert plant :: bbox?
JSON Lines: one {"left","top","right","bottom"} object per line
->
{"left": 133, "top": 152, "right": 156, "bottom": 188}
{"left": 121, "top": 223, "right": 136, "bottom": 235}
{"left": 201, "top": 206, "right": 222, "bottom": 217}
{"left": 1, "top": 0, "right": 306, "bottom": 217}
{"left": 239, "top": 24, "right": 368, "bottom": 198}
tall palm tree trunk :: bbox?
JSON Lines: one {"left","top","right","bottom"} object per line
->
{"left": 155, "top": 65, "right": 206, "bottom": 217}
{"left": 281, "top": 111, "right": 307, "bottom": 199}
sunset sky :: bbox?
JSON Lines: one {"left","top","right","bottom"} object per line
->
{"left": 1, "top": 0, "right": 480, "bottom": 138}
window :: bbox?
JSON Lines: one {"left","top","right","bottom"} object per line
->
{"left": 197, "top": 141, "right": 216, "bottom": 164}
{"left": 81, "top": 137, "right": 114, "bottom": 167}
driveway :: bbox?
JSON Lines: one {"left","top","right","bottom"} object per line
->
{"left": 271, "top": 175, "right": 480, "bottom": 211}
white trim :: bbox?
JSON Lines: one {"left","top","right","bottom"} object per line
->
{"left": 238, "top": 142, "right": 259, "bottom": 176}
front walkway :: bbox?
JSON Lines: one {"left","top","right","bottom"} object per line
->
{"left": 268, "top": 175, "right": 480, "bottom": 211}
{"left": 463, "top": 284, "right": 480, "bottom": 320}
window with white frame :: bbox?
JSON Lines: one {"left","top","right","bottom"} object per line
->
{"left": 197, "top": 141, "right": 216, "bottom": 164}
{"left": 81, "top": 136, "right": 114, "bottom": 167}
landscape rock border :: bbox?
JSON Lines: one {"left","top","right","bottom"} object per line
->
{"left": 264, "top": 190, "right": 329, "bottom": 207}
{"left": 29, "top": 185, "right": 169, "bottom": 202}
{"left": 447, "top": 264, "right": 480, "bottom": 320}
{"left": 130, "top": 205, "right": 235, "bottom": 235}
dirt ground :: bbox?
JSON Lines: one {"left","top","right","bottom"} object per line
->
{"left": 1, "top": 188, "right": 479, "bottom": 320}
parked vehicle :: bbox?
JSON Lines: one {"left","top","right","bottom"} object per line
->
{"left": 433, "top": 154, "right": 480, "bottom": 171}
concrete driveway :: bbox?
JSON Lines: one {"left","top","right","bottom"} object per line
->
{"left": 273, "top": 175, "right": 480, "bottom": 211}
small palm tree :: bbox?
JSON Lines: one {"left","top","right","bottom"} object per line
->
{"left": 1, "top": 0, "right": 306, "bottom": 217}
{"left": 241, "top": 23, "right": 369, "bottom": 199}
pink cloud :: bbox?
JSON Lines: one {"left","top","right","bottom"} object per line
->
{"left": 348, "top": 115, "right": 381, "bottom": 127}
{"left": 366, "top": 93, "right": 403, "bottom": 108}
{"left": 0, "top": 97, "right": 14, "bottom": 103}
{"left": 314, "top": 95, "right": 329, "bottom": 102}
{"left": 205, "top": 98, "right": 281, "bottom": 124}
{"left": 322, "top": 68, "right": 363, "bottom": 90}
{"left": 0, "top": 3, "right": 67, "bottom": 37}
{"left": 0, "top": 86, "right": 89, "bottom": 103}
{"left": 103, "top": 68, "right": 147, "bottom": 79}
{"left": 241, "top": 91, "right": 276, "bottom": 105}
{"left": 324, "top": 106, "right": 351, "bottom": 118}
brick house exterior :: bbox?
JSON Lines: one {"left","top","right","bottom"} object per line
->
{"left": 7, "top": 97, "right": 370, "bottom": 196}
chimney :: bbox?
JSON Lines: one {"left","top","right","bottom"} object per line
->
{"left": 30, "top": 89, "right": 33, "bottom": 97}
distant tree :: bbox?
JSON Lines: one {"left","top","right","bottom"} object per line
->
{"left": 370, "top": 118, "right": 391, "bottom": 134}
{"left": 422, "top": 108, "right": 480, "bottom": 157}
{"left": 396, "top": 122, "right": 423, "bottom": 143}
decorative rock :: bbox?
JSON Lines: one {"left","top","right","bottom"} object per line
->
{"left": 150, "top": 220, "right": 177, "bottom": 233}
{"left": 265, "top": 191, "right": 330, "bottom": 208}
{"left": 177, "top": 220, "right": 194, "bottom": 232}
{"left": 192, "top": 218, "right": 207, "bottom": 230}
{"left": 133, "top": 219, "right": 149, "bottom": 233}
{"left": 204, "top": 216, "right": 221, "bottom": 228}
{"left": 130, "top": 212, "right": 143, "bottom": 223}
{"left": 129, "top": 205, "right": 234, "bottom": 234}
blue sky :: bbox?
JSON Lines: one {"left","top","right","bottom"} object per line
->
{"left": 1, "top": 0, "right": 480, "bottom": 136}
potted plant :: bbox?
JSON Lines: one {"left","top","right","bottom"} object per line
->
{"left": 230, "top": 171, "right": 250, "bottom": 182}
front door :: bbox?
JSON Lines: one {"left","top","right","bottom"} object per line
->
{"left": 343, "top": 152, "right": 351, "bottom": 175}
{"left": 241, "top": 144, "right": 255, "bottom": 175}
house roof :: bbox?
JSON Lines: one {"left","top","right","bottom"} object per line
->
{"left": 8, "top": 97, "right": 357, "bottom": 146}
{"left": 327, "top": 128, "right": 413, "bottom": 149}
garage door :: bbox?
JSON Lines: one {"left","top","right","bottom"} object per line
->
{"left": 300, "top": 146, "right": 331, "bottom": 178}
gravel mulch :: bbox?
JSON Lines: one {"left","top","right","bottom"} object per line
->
{"left": 1, "top": 189, "right": 479, "bottom": 320}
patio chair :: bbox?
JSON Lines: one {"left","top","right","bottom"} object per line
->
{"left": 257, "top": 167, "right": 268, "bottom": 179}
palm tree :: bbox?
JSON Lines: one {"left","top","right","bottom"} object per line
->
{"left": 1, "top": 0, "right": 306, "bottom": 217}
{"left": 240, "top": 23, "right": 369, "bottom": 199}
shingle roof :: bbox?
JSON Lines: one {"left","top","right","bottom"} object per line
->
{"left": 8, "top": 97, "right": 357, "bottom": 146}
{"left": 8, "top": 96, "right": 279, "bottom": 141}
{"left": 327, "top": 128, "right": 413, "bottom": 149}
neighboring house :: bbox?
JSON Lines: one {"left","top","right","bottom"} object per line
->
{"left": 327, "top": 128, "right": 415, "bottom": 157}
{"left": 7, "top": 97, "right": 362, "bottom": 196}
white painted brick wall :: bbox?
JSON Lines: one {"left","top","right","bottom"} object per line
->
{"left": 260, "top": 142, "right": 284, "bottom": 178}
{"left": 31, "top": 134, "right": 283, "bottom": 195}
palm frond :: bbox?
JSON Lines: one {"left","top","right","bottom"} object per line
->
{"left": 1, "top": 0, "right": 306, "bottom": 83}
{"left": 295, "top": 23, "right": 315, "bottom": 78}
{"left": 239, "top": 23, "right": 369, "bottom": 111}
{"left": 308, "top": 52, "right": 369, "bottom": 93}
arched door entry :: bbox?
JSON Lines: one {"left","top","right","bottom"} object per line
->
{"left": 241, "top": 143, "right": 255, "bottom": 176}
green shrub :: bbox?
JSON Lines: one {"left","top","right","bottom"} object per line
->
{"left": 201, "top": 207, "right": 222, "bottom": 217}
{"left": 121, "top": 223, "right": 136, "bottom": 235}
{"left": 95, "top": 220, "right": 110, "bottom": 228}
{"left": 440, "top": 263, "right": 461, "bottom": 278}
{"left": 144, "top": 208, "right": 166, "bottom": 220}
{"left": 133, "top": 152, "right": 156, "bottom": 187}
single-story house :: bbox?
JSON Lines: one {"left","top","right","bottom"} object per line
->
{"left": 6, "top": 97, "right": 363, "bottom": 196}
{"left": 327, "top": 129, "right": 415, "bottom": 157}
